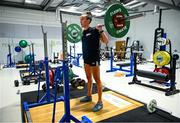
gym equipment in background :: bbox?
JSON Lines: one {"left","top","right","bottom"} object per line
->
{"left": 14, "top": 44, "right": 28, "bottom": 69}
{"left": 18, "top": 42, "right": 43, "bottom": 85}
{"left": 106, "top": 47, "right": 134, "bottom": 77}
{"left": 14, "top": 46, "right": 22, "bottom": 52}
{"left": 67, "top": 24, "right": 83, "bottom": 68}
{"left": 37, "top": 26, "right": 63, "bottom": 103}
{"left": 106, "top": 39, "right": 143, "bottom": 77}
{"left": 19, "top": 40, "right": 28, "bottom": 48}
{"left": 52, "top": 52, "right": 60, "bottom": 64}
{"left": 23, "top": 24, "right": 90, "bottom": 123}
{"left": 103, "top": 3, "right": 179, "bottom": 96}
{"left": 129, "top": 50, "right": 179, "bottom": 96}
{"left": 153, "top": 9, "right": 164, "bottom": 55}
{"left": 41, "top": 64, "right": 80, "bottom": 92}
{"left": 147, "top": 99, "right": 158, "bottom": 113}
{"left": 149, "top": 10, "right": 173, "bottom": 85}
{"left": 3, "top": 44, "right": 15, "bottom": 68}
{"left": 23, "top": 26, "right": 64, "bottom": 119}
{"left": 114, "top": 40, "right": 127, "bottom": 61}
{"left": 147, "top": 99, "right": 172, "bottom": 114}
{"left": 69, "top": 45, "right": 83, "bottom": 67}
{"left": 70, "top": 78, "right": 86, "bottom": 90}
{"left": 100, "top": 44, "right": 110, "bottom": 61}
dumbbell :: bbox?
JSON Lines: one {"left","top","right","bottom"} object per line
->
{"left": 26, "top": 80, "right": 30, "bottom": 85}
{"left": 70, "top": 78, "right": 85, "bottom": 90}
{"left": 77, "top": 79, "right": 85, "bottom": 89}
{"left": 34, "top": 79, "right": 38, "bottom": 84}
{"left": 70, "top": 79, "right": 78, "bottom": 89}
{"left": 22, "top": 80, "right": 27, "bottom": 85}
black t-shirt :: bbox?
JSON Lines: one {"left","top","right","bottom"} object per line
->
{"left": 82, "top": 27, "right": 100, "bottom": 61}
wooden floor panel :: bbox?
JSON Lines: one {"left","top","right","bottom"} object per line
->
{"left": 28, "top": 91, "right": 144, "bottom": 122}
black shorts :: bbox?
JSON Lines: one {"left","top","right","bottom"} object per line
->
{"left": 84, "top": 59, "right": 100, "bottom": 66}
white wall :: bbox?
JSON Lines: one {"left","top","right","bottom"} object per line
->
{"left": 0, "top": 6, "right": 61, "bottom": 27}
{"left": 0, "top": 6, "right": 104, "bottom": 64}
{"left": 126, "top": 4, "right": 180, "bottom": 59}
{"left": 0, "top": 5, "right": 180, "bottom": 64}
{"left": 0, "top": 6, "right": 62, "bottom": 64}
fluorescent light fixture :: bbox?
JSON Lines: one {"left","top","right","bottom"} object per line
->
{"left": 129, "top": 2, "right": 146, "bottom": 9}
{"left": 92, "top": 11, "right": 106, "bottom": 17}
{"left": 68, "top": 6, "right": 78, "bottom": 11}
{"left": 94, "top": 9, "right": 103, "bottom": 13}
{"left": 25, "top": 0, "right": 37, "bottom": 4}
{"left": 59, "top": 8, "right": 82, "bottom": 14}
{"left": 89, "top": 0, "right": 101, "bottom": 3}
{"left": 124, "top": 0, "right": 138, "bottom": 7}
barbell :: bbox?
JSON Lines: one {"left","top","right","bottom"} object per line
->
{"left": 147, "top": 99, "right": 172, "bottom": 114}
{"left": 66, "top": 3, "right": 145, "bottom": 43}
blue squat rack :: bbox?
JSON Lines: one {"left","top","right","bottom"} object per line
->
{"left": 23, "top": 17, "right": 92, "bottom": 123}
{"left": 3, "top": 44, "right": 15, "bottom": 68}
{"left": 50, "top": 16, "right": 92, "bottom": 122}
{"left": 23, "top": 26, "right": 64, "bottom": 122}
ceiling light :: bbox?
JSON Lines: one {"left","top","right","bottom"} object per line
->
{"left": 89, "top": 0, "right": 101, "bottom": 3}
{"left": 129, "top": 2, "right": 146, "bottom": 9}
{"left": 124, "top": 0, "right": 138, "bottom": 7}
{"left": 25, "top": 0, "right": 37, "bottom": 4}
{"left": 94, "top": 9, "right": 102, "bottom": 13}
{"left": 69, "top": 6, "right": 78, "bottom": 10}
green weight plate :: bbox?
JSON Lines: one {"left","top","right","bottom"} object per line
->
{"left": 66, "top": 24, "right": 82, "bottom": 43}
{"left": 104, "top": 3, "right": 130, "bottom": 38}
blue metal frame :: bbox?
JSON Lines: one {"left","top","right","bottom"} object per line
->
{"left": 24, "top": 58, "right": 64, "bottom": 111}
{"left": 106, "top": 48, "right": 134, "bottom": 77}
{"left": 68, "top": 46, "right": 82, "bottom": 67}
{"left": 59, "top": 60, "right": 79, "bottom": 122}
{"left": 3, "top": 53, "right": 15, "bottom": 68}
{"left": 24, "top": 20, "right": 92, "bottom": 123}
{"left": 3, "top": 45, "right": 15, "bottom": 68}
{"left": 72, "top": 53, "right": 83, "bottom": 67}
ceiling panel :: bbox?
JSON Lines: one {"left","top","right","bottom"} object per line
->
{"left": 25, "top": 0, "right": 45, "bottom": 5}
{"left": 50, "top": 0, "right": 64, "bottom": 7}
{"left": 3, "top": 0, "right": 24, "bottom": 3}
{"left": 159, "top": 0, "right": 180, "bottom": 5}
{"left": 76, "top": 4, "right": 90, "bottom": 11}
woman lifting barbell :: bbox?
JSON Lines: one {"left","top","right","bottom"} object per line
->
{"left": 79, "top": 11, "right": 109, "bottom": 112}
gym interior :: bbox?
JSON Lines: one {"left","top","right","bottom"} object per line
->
{"left": 0, "top": 0, "right": 180, "bottom": 122}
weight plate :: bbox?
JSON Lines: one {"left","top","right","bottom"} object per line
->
{"left": 147, "top": 99, "right": 157, "bottom": 113}
{"left": 66, "top": 24, "right": 82, "bottom": 43}
{"left": 153, "top": 51, "right": 171, "bottom": 66}
{"left": 104, "top": 3, "right": 130, "bottom": 38}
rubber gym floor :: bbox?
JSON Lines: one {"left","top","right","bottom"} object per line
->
{"left": 21, "top": 84, "right": 180, "bottom": 122}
